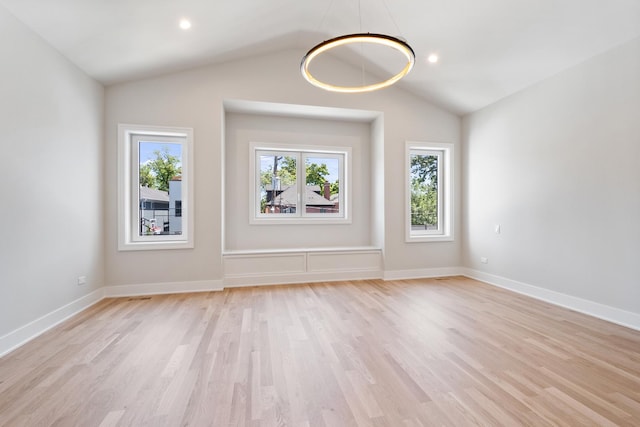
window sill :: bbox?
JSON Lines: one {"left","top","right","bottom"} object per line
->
{"left": 406, "top": 235, "right": 454, "bottom": 243}
{"left": 223, "top": 246, "right": 380, "bottom": 256}
{"left": 249, "top": 217, "right": 352, "bottom": 225}
{"left": 118, "top": 240, "right": 194, "bottom": 251}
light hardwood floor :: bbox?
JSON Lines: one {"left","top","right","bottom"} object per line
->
{"left": 1, "top": 277, "right": 639, "bottom": 426}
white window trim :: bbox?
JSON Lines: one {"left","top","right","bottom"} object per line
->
{"left": 118, "top": 124, "right": 194, "bottom": 251}
{"left": 249, "top": 142, "right": 351, "bottom": 225}
{"left": 405, "top": 141, "right": 454, "bottom": 242}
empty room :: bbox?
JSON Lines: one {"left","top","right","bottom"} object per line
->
{"left": 1, "top": 0, "right": 639, "bottom": 425}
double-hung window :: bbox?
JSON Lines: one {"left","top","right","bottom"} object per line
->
{"left": 250, "top": 143, "right": 350, "bottom": 224}
{"left": 118, "top": 124, "right": 194, "bottom": 250}
{"left": 406, "top": 141, "right": 453, "bottom": 242}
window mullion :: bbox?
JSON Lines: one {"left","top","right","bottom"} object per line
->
{"left": 300, "top": 152, "right": 306, "bottom": 217}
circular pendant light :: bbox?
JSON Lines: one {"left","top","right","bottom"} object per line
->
{"left": 301, "top": 33, "right": 415, "bottom": 93}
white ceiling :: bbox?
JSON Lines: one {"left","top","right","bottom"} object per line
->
{"left": 1, "top": 0, "right": 639, "bottom": 115}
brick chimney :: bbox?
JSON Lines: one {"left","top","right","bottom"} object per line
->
{"left": 323, "top": 182, "right": 331, "bottom": 200}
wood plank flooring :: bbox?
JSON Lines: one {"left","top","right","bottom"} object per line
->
{"left": 1, "top": 277, "right": 639, "bottom": 426}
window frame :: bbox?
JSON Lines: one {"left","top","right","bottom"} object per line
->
{"left": 249, "top": 142, "right": 351, "bottom": 225}
{"left": 405, "top": 141, "right": 454, "bottom": 242}
{"left": 118, "top": 124, "right": 194, "bottom": 251}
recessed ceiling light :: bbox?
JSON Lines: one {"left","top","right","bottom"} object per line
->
{"left": 179, "top": 19, "right": 192, "bottom": 30}
{"left": 427, "top": 54, "right": 439, "bottom": 64}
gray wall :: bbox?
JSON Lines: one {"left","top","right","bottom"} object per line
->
{"left": 462, "top": 37, "right": 640, "bottom": 314}
{"left": 0, "top": 6, "right": 104, "bottom": 338}
{"left": 104, "top": 49, "right": 461, "bottom": 287}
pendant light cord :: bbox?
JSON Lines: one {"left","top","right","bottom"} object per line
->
{"left": 316, "top": 0, "right": 336, "bottom": 33}
{"left": 380, "top": 0, "right": 405, "bottom": 39}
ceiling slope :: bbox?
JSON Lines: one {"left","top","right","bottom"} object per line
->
{"left": 1, "top": 0, "right": 639, "bottom": 114}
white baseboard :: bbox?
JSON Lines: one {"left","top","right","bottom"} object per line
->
{"left": 1, "top": 280, "right": 224, "bottom": 358}
{"left": 104, "top": 279, "right": 224, "bottom": 298}
{"left": 463, "top": 268, "right": 640, "bottom": 331}
{"left": 0, "top": 288, "right": 105, "bottom": 358}
{"left": 4, "top": 269, "right": 638, "bottom": 359}
{"left": 224, "top": 269, "right": 382, "bottom": 288}
{"left": 383, "top": 267, "right": 464, "bottom": 281}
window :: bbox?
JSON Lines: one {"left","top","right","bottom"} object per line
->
{"left": 250, "top": 143, "right": 350, "bottom": 224}
{"left": 118, "top": 124, "right": 193, "bottom": 250}
{"left": 406, "top": 141, "right": 453, "bottom": 242}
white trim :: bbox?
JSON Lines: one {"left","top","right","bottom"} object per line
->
{"left": 5, "top": 268, "right": 638, "bottom": 359}
{"left": 383, "top": 267, "right": 464, "bottom": 281}
{"left": 224, "top": 269, "right": 382, "bottom": 288}
{"left": 405, "top": 141, "right": 454, "bottom": 243}
{"left": 223, "top": 246, "right": 381, "bottom": 256}
{"left": 0, "top": 289, "right": 105, "bottom": 358}
{"left": 249, "top": 142, "right": 351, "bottom": 224}
{"left": 463, "top": 268, "right": 640, "bottom": 331}
{"left": 0, "top": 280, "right": 222, "bottom": 358}
{"left": 223, "top": 248, "right": 382, "bottom": 287}
{"left": 223, "top": 99, "right": 380, "bottom": 122}
{"left": 117, "top": 124, "right": 194, "bottom": 251}
{"left": 104, "top": 280, "right": 224, "bottom": 298}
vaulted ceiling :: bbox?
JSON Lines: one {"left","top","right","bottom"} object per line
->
{"left": 1, "top": 0, "right": 639, "bottom": 115}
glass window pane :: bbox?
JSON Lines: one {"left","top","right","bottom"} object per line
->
{"left": 138, "top": 141, "right": 182, "bottom": 236}
{"left": 258, "top": 153, "right": 297, "bottom": 215}
{"left": 251, "top": 145, "right": 349, "bottom": 223}
{"left": 410, "top": 152, "right": 439, "bottom": 231}
{"left": 304, "top": 156, "right": 340, "bottom": 214}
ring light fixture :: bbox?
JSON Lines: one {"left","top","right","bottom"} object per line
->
{"left": 301, "top": 33, "right": 415, "bottom": 93}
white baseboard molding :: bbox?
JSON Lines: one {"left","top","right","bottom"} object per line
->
{"left": 0, "top": 288, "right": 105, "bottom": 358}
{"left": 5, "top": 269, "right": 638, "bottom": 359}
{"left": 463, "top": 268, "right": 640, "bottom": 331}
{"left": 104, "top": 279, "right": 224, "bottom": 298}
{"left": 224, "top": 269, "right": 382, "bottom": 288}
{"left": 383, "top": 267, "right": 464, "bottom": 281}
{"left": 1, "top": 280, "right": 224, "bottom": 358}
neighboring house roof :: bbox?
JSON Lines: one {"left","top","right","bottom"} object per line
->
{"left": 268, "top": 185, "right": 296, "bottom": 206}
{"left": 304, "top": 189, "right": 335, "bottom": 206}
{"left": 268, "top": 185, "right": 335, "bottom": 206}
{"left": 139, "top": 186, "right": 169, "bottom": 202}
{"left": 170, "top": 176, "right": 182, "bottom": 181}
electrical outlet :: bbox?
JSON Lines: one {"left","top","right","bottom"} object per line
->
{"left": 480, "top": 257, "right": 488, "bottom": 264}
{"left": 77, "top": 276, "right": 87, "bottom": 286}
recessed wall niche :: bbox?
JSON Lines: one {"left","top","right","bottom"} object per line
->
{"left": 222, "top": 100, "right": 384, "bottom": 253}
